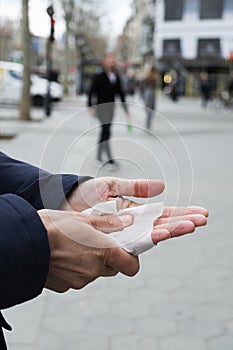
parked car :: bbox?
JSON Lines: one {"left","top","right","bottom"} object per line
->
{"left": 0, "top": 61, "right": 63, "bottom": 106}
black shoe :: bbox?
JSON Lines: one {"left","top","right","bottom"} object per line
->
{"left": 104, "top": 160, "right": 120, "bottom": 171}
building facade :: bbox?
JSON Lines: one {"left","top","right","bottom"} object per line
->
{"left": 116, "top": 0, "right": 156, "bottom": 77}
{"left": 156, "top": 0, "right": 233, "bottom": 95}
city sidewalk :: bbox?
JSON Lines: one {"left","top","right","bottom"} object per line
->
{"left": 1, "top": 94, "right": 233, "bottom": 350}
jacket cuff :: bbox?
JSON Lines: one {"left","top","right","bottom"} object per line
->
{"left": 0, "top": 194, "right": 50, "bottom": 309}
{"left": 33, "top": 173, "right": 92, "bottom": 210}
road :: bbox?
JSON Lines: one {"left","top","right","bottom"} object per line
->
{"left": 1, "top": 94, "right": 233, "bottom": 350}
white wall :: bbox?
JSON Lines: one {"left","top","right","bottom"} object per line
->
{"left": 155, "top": 0, "right": 233, "bottom": 60}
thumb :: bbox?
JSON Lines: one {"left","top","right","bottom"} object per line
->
{"left": 87, "top": 213, "right": 134, "bottom": 233}
{"left": 103, "top": 247, "right": 140, "bottom": 276}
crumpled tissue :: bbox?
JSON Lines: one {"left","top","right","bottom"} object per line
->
{"left": 83, "top": 200, "right": 164, "bottom": 255}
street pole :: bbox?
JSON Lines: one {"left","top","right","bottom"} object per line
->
{"left": 44, "top": 4, "right": 55, "bottom": 117}
{"left": 80, "top": 51, "right": 84, "bottom": 94}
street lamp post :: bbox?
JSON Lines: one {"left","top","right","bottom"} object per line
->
{"left": 44, "top": 4, "right": 55, "bottom": 117}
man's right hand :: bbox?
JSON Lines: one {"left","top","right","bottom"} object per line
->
{"left": 38, "top": 209, "right": 139, "bottom": 293}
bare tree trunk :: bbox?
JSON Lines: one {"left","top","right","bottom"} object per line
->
{"left": 62, "top": 0, "right": 75, "bottom": 96}
{"left": 63, "top": 19, "right": 70, "bottom": 96}
{"left": 19, "top": 0, "right": 31, "bottom": 120}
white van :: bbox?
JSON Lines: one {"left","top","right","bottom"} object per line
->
{"left": 0, "top": 61, "right": 63, "bottom": 106}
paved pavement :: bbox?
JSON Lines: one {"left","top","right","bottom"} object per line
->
{"left": 1, "top": 94, "right": 233, "bottom": 350}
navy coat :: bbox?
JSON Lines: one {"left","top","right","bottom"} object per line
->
{"left": 0, "top": 152, "right": 89, "bottom": 349}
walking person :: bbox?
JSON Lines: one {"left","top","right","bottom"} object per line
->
{"left": 200, "top": 72, "right": 212, "bottom": 108}
{"left": 88, "top": 53, "right": 130, "bottom": 171}
{"left": 143, "top": 66, "right": 157, "bottom": 130}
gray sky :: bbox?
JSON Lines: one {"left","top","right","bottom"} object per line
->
{"left": 0, "top": 0, "right": 132, "bottom": 39}
{"left": 99, "top": 0, "right": 132, "bottom": 37}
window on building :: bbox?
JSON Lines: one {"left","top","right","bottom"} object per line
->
{"left": 198, "top": 39, "right": 221, "bottom": 57}
{"left": 164, "top": 0, "right": 184, "bottom": 20}
{"left": 200, "top": 0, "right": 223, "bottom": 19}
{"left": 163, "top": 39, "right": 181, "bottom": 56}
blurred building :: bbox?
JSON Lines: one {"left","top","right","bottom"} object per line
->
{"left": 0, "top": 20, "right": 21, "bottom": 61}
{"left": 156, "top": 0, "right": 233, "bottom": 95}
{"left": 116, "top": 0, "right": 156, "bottom": 78}
{"left": 0, "top": 24, "right": 13, "bottom": 61}
{"left": 31, "top": 35, "right": 46, "bottom": 69}
{"left": 0, "top": 19, "right": 57, "bottom": 76}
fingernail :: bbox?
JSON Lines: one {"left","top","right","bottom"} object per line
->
{"left": 119, "top": 214, "right": 133, "bottom": 225}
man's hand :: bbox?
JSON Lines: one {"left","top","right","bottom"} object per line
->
{"left": 38, "top": 202, "right": 208, "bottom": 294}
{"left": 38, "top": 209, "right": 138, "bottom": 293}
{"left": 61, "top": 177, "right": 165, "bottom": 212}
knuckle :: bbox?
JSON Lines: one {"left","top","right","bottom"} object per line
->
{"left": 108, "top": 247, "right": 120, "bottom": 261}
{"left": 89, "top": 215, "right": 118, "bottom": 230}
{"left": 55, "top": 286, "right": 69, "bottom": 293}
{"left": 101, "top": 247, "right": 110, "bottom": 265}
{"left": 71, "top": 281, "right": 84, "bottom": 290}
{"left": 111, "top": 270, "right": 118, "bottom": 277}
{"left": 71, "top": 278, "right": 93, "bottom": 290}
{"left": 61, "top": 287, "right": 69, "bottom": 293}
{"left": 128, "top": 260, "right": 140, "bottom": 276}
{"left": 102, "top": 247, "right": 118, "bottom": 266}
{"left": 106, "top": 215, "right": 116, "bottom": 227}
{"left": 88, "top": 215, "right": 97, "bottom": 227}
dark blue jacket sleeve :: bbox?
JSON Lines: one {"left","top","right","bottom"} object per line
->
{"left": 0, "top": 152, "right": 91, "bottom": 210}
{"left": 0, "top": 194, "right": 50, "bottom": 310}
{"left": 0, "top": 152, "right": 92, "bottom": 347}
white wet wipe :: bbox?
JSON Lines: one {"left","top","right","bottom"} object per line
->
{"left": 83, "top": 201, "right": 164, "bottom": 255}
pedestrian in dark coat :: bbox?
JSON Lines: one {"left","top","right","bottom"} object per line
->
{"left": 88, "top": 53, "right": 130, "bottom": 171}
{"left": 200, "top": 72, "right": 212, "bottom": 108}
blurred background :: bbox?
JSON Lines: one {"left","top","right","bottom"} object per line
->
{"left": 1, "top": 1, "right": 233, "bottom": 350}
{"left": 1, "top": 0, "right": 233, "bottom": 114}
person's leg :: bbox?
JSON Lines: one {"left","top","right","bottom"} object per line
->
{"left": 103, "top": 122, "right": 120, "bottom": 170}
{"left": 103, "top": 104, "right": 115, "bottom": 163}
{"left": 97, "top": 124, "right": 106, "bottom": 161}
{"left": 97, "top": 104, "right": 118, "bottom": 169}
{"left": 103, "top": 123, "right": 115, "bottom": 163}
{"left": 98, "top": 123, "right": 113, "bottom": 161}
{"left": 202, "top": 95, "right": 207, "bottom": 108}
{"left": 146, "top": 110, "right": 152, "bottom": 130}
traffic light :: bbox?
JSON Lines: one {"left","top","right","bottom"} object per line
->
{"left": 228, "top": 51, "right": 233, "bottom": 62}
{"left": 47, "top": 5, "right": 55, "bottom": 42}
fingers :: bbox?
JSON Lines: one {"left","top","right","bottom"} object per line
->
{"left": 109, "top": 178, "right": 165, "bottom": 198}
{"left": 69, "top": 177, "right": 165, "bottom": 212}
{"left": 151, "top": 207, "right": 208, "bottom": 244}
{"left": 115, "top": 196, "right": 140, "bottom": 210}
{"left": 44, "top": 210, "right": 134, "bottom": 234}
{"left": 162, "top": 206, "right": 209, "bottom": 218}
{"left": 152, "top": 207, "right": 208, "bottom": 245}
{"left": 151, "top": 208, "right": 208, "bottom": 246}
{"left": 103, "top": 247, "right": 140, "bottom": 277}
{"left": 151, "top": 220, "right": 195, "bottom": 245}
{"left": 80, "top": 213, "right": 134, "bottom": 233}
{"left": 155, "top": 214, "right": 207, "bottom": 227}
